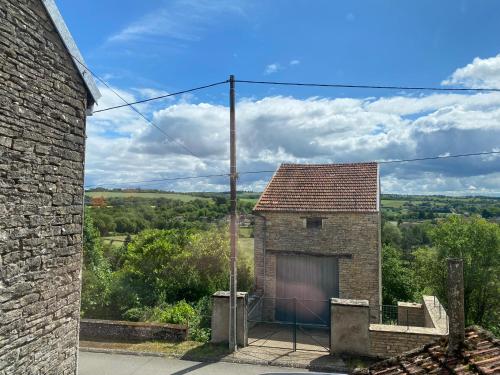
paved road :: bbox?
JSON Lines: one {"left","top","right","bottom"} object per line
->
{"left": 78, "top": 351, "right": 336, "bottom": 375}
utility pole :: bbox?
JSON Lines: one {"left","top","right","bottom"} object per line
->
{"left": 228, "top": 74, "right": 238, "bottom": 352}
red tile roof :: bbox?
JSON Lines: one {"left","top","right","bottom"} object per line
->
{"left": 253, "top": 162, "right": 379, "bottom": 212}
{"left": 355, "top": 326, "right": 500, "bottom": 375}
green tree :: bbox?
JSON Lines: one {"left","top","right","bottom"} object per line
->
{"left": 415, "top": 215, "right": 499, "bottom": 332}
{"left": 81, "top": 210, "right": 112, "bottom": 317}
{"left": 382, "top": 222, "right": 402, "bottom": 248}
{"left": 382, "top": 244, "right": 417, "bottom": 305}
{"left": 122, "top": 229, "right": 193, "bottom": 306}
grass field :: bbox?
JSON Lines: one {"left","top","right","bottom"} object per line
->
{"left": 238, "top": 237, "right": 254, "bottom": 260}
{"left": 86, "top": 191, "right": 210, "bottom": 202}
{"left": 103, "top": 233, "right": 255, "bottom": 260}
{"left": 381, "top": 199, "right": 405, "bottom": 208}
{"left": 239, "top": 198, "right": 258, "bottom": 205}
{"left": 102, "top": 235, "right": 128, "bottom": 248}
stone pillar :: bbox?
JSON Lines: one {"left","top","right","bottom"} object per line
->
{"left": 397, "top": 302, "right": 424, "bottom": 327}
{"left": 211, "top": 291, "right": 248, "bottom": 347}
{"left": 447, "top": 258, "right": 465, "bottom": 355}
{"left": 331, "top": 298, "right": 370, "bottom": 356}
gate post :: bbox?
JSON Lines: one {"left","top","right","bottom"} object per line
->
{"left": 330, "top": 298, "right": 370, "bottom": 356}
{"left": 211, "top": 291, "right": 248, "bottom": 347}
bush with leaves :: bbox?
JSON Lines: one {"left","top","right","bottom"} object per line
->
{"left": 382, "top": 244, "right": 417, "bottom": 305}
{"left": 413, "top": 215, "right": 499, "bottom": 334}
{"left": 81, "top": 210, "right": 112, "bottom": 318}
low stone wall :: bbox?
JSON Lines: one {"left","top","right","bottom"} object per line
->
{"left": 397, "top": 302, "right": 424, "bottom": 327}
{"left": 368, "top": 296, "right": 448, "bottom": 358}
{"left": 330, "top": 295, "right": 448, "bottom": 358}
{"left": 79, "top": 319, "right": 188, "bottom": 342}
{"left": 369, "top": 325, "right": 443, "bottom": 357}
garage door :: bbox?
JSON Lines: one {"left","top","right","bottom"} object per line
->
{"left": 275, "top": 254, "right": 339, "bottom": 325}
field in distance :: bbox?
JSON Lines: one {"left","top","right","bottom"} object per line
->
{"left": 85, "top": 191, "right": 210, "bottom": 202}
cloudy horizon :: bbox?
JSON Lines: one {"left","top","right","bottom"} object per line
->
{"left": 84, "top": 54, "right": 500, "bottom": 196}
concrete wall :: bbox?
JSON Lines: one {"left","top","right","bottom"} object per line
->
{"left": 0, "top": 0, "right": 88, "bottom": 373}
{"left": 254, "top": 212, "right": 381, "bottom": 320}
{"left": 330, "top": 296, "right": 448, "bottom": 358}
{"left": 211, "top": 291, "right": 248, "bottom": 347}
{"left": 80, "top": 319, "right": 187, "bottom": 342}
{"left": 330, "top": 299, "right": 370, "bottom": 356}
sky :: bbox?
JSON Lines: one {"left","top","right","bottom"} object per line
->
{"left": 57, "top": 0, "right": 500, "bottom": 195}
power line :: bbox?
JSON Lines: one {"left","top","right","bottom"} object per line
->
{"left": 84, "top": 173, "right": 229, "bottom": 189}
{"left": 79, "top": 76, "right": 500, "bottom": 116}
{"left": 70, "top": 54, "right": 226, "bottom": 172}
{"left": 93, "top": 80, "right": 229, "bottom": 113}
{"left": 378, "top": 151, "right": 500, "bottom": 164}
{"left": 84, "top": 150, "right": 500, "bottom": 189}
{"left": 235, "top": 79, "right": 500, "bottom": 92}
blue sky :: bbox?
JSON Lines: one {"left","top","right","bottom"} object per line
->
{"left": 57, "top": 0, "right": 500, "bottom": 194}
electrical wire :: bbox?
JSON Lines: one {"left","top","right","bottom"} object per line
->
{"left": 235, "top": 79, "right": 500, "bottom": 92}
{"left": 378, "top": 151, "right": 500, "bottom": 164}
{"left": 84, "top": 173, "right": 229, "bottom": 189}
{"left": 70, "top": 53, "right": 227, "bottom": 172}
{"left": 93, "top": 80, "right": 229, "bottom": 113}
{"left": 84, "top": 150, "right": 500, "bottom": 189}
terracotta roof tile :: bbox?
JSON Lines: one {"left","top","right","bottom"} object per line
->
{"left": 253, "top": 162, "right": 379, "bottom": 212}
{"left": 355, "top": 327, "right": 499, "bottom": 375}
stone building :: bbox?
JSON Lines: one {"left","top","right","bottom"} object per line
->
{"left": 253, "top": 163, "right": 381, "bottom": 324}
{"left": 0, "top": 0, "right": 100, "bottom": 374}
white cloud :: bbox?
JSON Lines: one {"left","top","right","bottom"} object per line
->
{"left": 85, "top": 55, "right": 500, "bottom": 195}
{"left": 442, "top": 54, "right": 500, "bottom": 89}
{"left": 264, "top": 63, "right": 281, "bottom": 75}
{"left": 108, "top": 0, "right": 245, "bottom": 43}
{"left": 290, "top": 59, "right": 300, "bottom": 66}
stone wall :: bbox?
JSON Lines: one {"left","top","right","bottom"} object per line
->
{"left": 254, "top": 211, "right": 381, "bottom": 320}
{"left": 79, "top": 319, "right": 188, "bottom": 342}
{"left": 397, "top": 302, "right": 424, "bottom": 327}
{"left": 369, "top": 326, "right": 443, "bottom": 358}
{"left": 369, "top": 296, "right": 448, "bottom": 358}
{"left": 330, "top": 296, "right": 448, "bottom": 358}
{"left": 0, "top": 0, "right": 88, "bottom": 373}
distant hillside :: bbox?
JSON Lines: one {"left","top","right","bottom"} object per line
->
{"left": 85, "top": 189, "right": 500, "bottom": 221}
{"left": 85, "top": 190, "right": 210, "bottom": 202}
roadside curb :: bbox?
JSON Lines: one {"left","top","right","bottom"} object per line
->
{"left": 79, "top": 346, "right": 350, "bottom": 373}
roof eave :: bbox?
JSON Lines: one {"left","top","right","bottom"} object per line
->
{"left": 253, "top": 208, "right": 380, "bottom": 214}
{"left": 41, "top": 0, "right": 101, "bottom": 110}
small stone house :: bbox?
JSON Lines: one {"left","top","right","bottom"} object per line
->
{"left": 0, "top": 0, "right": 99, "bottom": 374}
{"left": 253, "top": 163, "right": 381, "bottom": 324}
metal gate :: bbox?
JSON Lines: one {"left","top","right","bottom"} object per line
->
{"left": 247, "top": 296, "right": 331, "bottom": 352}
{"left": 276, "top": 254, "right": 339, "bottom": 325}
{"left": 247, "top": 254, "right": 339, "bottom": 352}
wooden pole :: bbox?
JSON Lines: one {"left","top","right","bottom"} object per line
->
{"left": 229, "top": 75, "right": 238, "bottom": 352}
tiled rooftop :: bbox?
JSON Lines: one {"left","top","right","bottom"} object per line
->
{"left": 356, "top": 326, "right": 500, "bottom": 375}
{"left": 253, "top": 162, "right": 379, "bottom": 212}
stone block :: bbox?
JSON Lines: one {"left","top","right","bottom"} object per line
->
{"left": 211, "top": 291, "right": 248, "bottom": 347}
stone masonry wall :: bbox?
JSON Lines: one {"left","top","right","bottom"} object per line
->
{"left": 369, "top": 296, "right": 448, "bottom": 357}
{"left": 369, "top": 327, "right": 443, "bottom": 358}
{"left": 0, "top": 1, "right": 88, "bottom": 374}
{"left": 397, "top": 302, "right": 425, "bottom": 327}
{"left": 80, "top": 319, "right": 188, "bottom": 342}
{"left": 254, "top": 212, "right": 381, "bottom": 320}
